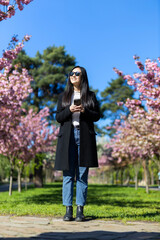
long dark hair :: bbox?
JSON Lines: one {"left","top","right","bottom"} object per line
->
{"left": 62, "top": 66, "right": 95, "bottom": 108}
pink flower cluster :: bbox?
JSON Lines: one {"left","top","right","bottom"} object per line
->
{"left": 0, "top": 106, "right": 57, "bottom": 163}
{"left": 0, "top": 0, "right": 33, "bottom": 21}
{"left": 113, "top": 67, "right": 123, "bottom": 77}
{"left": 114, "top": 56, "right": 160, "bottom": 112}
{"left": 124, "top": 75, "right": 135, "bottom": 86}
{"left": 107, "top": 110, "right": 160, "bottom": 166}
{"left": 16, "top": 0, "right": 33, "bottom": 11}
{"left": 0, "top": 0, "right": 9, "bottom": 6}
{"left": 135, "top": 61, "right": 144, "bottom": 71}
{"left": 0, "top": 35, "right": 31, "bottom": 70}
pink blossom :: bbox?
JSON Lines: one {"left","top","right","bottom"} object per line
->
{"left": 0, "top": 0, "right": 9, "bottom": 6}
{"left": 133, "top": 55, "right": 140, "bottom": 60}
{"left": 135, "top": 61, "right": 144, "bottom": 71}
{"left": 7, "top": 5, "right": 15, "bottom": 18}
{"left": 117, "top": 101, "right": 123, "bottom": 106}
{"left": 113, "top": 67, "right": 123, "bottom": 77}
{"left": 0, "top": 0, "right": 33, "bottom": 21}
{"left": 24, "top": 34, "right": 32, "bottom": 41}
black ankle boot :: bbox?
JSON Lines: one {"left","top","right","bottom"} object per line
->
{"left": 63, "top": 206, "right": 73, "bottom": 221}
{"left": 75, "top": 205, "right": 85, "bottom": 222}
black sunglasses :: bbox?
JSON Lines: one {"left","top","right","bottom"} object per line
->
{"left": 69, "top": 71, "right": 81, "bottom": 77}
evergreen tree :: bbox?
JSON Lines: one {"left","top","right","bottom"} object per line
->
{"left": 14, "top": 46, "right": 76, "bottom": 123}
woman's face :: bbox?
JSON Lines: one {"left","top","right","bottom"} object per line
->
{"left": 69, "top": 67, "right": 81, "bottom": 89}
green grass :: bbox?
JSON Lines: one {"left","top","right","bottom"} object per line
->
{"left": 0, "top": 183, "right": 160, "bottom": 222}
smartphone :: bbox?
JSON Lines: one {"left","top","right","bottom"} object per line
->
{"left": 74, "top": 99, "right": 81, "bottom": 106}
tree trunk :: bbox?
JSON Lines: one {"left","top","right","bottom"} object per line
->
{"left": 18, "top": 168, "right": 22, "bottom": 193}
{"left": 44, "top": 165, "right": 47, "bottom": 184}
{"left": 144, "top": 159, "right": 149, "bottom": 194}
{"left": 102, "top": 171, "right": 105, "bottom": 183}
{"left": 9, "top": 166, "right": 13, "bottom": 196}
{"left": 116, "top": 170, "right": 119, "bottom": 185}
{"left": 134, "top": 162, "right": 141, "bottom": 190}
{"left": 135, "top": 172, "right": 138, "bottom": 190}
{"left": 34, "top": 155, "right": 43, "bottom": 188}
{"left": 25, "top": 174, "right": 28, "bottom": 191}
{"left": 111, "top": 171, "right": 114, "bottom": 185}
{"left": 151, "top": 166, "right": 154, "bottom": 185}
{"left": 124, "top": 168, "right": 130, "bottom": 186}
{"left": 120, "top": 168, "right": 123, "bottom": 186}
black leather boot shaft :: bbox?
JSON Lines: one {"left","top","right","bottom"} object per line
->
{"left": 63, "top": 206, "right": 73, "bottom": 221}
{"left": 75, "top": 205, "right": 85, "bottom": 222}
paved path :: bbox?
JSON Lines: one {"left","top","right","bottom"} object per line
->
{"left": 0, "top": 216, "right": 159, "bottom": 239}
{"left": 0, "top": 183, "right": 33, "bottom": 192}
{"left": 0, "top": 183, "right": 159, "bottom": 193}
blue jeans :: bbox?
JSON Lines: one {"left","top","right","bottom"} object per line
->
{"left": 63, "top": 126, "right": 89, "bottom": 206}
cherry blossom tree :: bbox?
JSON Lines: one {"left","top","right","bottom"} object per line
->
{"left": 0, "top": 36, "right": 33, "bottom": 194}
{"left": 106, "top": 56, "right": 160, "bottom": 193}
{"left": 13, "top": 107, "right": 57, "bottom": 194}
{"left": 0, "top": 35, "right": 58, "bottom": 195}
{"left": 106, "top": 118, "right": 152, "bottom": 191}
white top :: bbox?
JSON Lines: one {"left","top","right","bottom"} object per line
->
{"left": 71, "top": 91, "right": 81, "bottom": 127}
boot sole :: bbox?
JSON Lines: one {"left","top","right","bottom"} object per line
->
{"left": 63, "top": 217, "right": 73, "bottom": 221}
{"left": 75, "top": 217, "right": 84, "bottom": 222}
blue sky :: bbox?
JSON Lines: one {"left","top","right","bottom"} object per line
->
{"left": 0, "top": 0, "right": 159, "bottom": 92}
{"left": 0, "top": 0, "right": 160, "bottom": 129}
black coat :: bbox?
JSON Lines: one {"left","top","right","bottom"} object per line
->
{"left": 54, "top": 91, "right": 100, "bottom": 171}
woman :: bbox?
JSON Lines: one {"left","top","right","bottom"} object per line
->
{"left": 55, "top": 66, "right": 100, "bottom": 221}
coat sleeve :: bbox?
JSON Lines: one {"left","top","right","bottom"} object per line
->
{"left": 82, "top": 92, "right": 100, "bottom": 122}
{"left": 56, "top": 94, "right": 72, "bottom": 123}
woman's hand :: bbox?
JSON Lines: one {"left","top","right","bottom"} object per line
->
{"left": 80, "top": 104, "right": 85, "bottom": 113}
{"left": 70, "top": 104, "right": 85, "bottom": 113}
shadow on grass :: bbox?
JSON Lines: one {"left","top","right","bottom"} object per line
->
{"left": 17, "top": 183, "right": 160, "bottom": 209}
{"left": 23, "top": 184, "right": 62, "bottom": 204}
{"left": 87, "top": 197, "right": 160, "bottom": 208}
{"left": 87, "top": 184, "right": 160, "bottom": 209}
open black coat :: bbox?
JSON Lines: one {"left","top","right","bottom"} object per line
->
{"left": 54, "top": 91, "right": 100, "bottom": 171}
